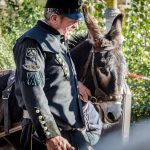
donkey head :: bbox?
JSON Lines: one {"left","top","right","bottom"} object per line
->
{"left": 82, "top": 5, "right": 127, "bottom": 126}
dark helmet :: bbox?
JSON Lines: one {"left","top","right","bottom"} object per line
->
{"left": 45, "top": 0, "right": 84, "bottom": 20}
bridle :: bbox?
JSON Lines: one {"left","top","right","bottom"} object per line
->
{"left": 80, "top": 45, "right": 124, "bottom": 106}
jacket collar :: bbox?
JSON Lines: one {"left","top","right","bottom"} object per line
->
{"left": 37, "top": 20, "right": 66, "bottom": 45}
{"left": 37, "top": 20, "right": 60, "bottom": 35}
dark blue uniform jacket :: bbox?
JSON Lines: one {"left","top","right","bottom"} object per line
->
{"left": 13, "top": 20, "right": 85, "bottom": 142}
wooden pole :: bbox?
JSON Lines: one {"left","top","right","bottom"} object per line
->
{"left": 122, "top": 89, "right": 132, "bottom": 145}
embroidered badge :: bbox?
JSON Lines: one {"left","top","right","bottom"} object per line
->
{"left": 26, "top": 48, "right": 37, "bottom": 58}
{"left": 23, "top": 64, "right": 41, "bottom": 72}
{"left": 26, "top": 72, "right": 44, "bottom": 86}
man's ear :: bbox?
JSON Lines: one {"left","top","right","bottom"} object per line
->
{"left": 108, "top": 14, "right": 124, "bottom": 40}
{"left": 50, "top": 14, "right": 58, "bottom": 23}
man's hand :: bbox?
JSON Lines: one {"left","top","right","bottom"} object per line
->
{"left": 78, "top": 81, "right": 91, "bottom": 102}
{"left": 46, "top": 136, "right": 75, "bottom": 150}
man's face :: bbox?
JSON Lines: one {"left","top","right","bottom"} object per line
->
{"left": 57, "top": 16, "right": 78, "bottom": 37}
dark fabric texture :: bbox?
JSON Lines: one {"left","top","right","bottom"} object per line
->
{"left": 20, "top": 118, "right": 33, "bottom": 150}
{"left": 21, "top": 118, "right": 47, "bottom": 150}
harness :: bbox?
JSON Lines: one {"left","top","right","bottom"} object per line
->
{"left": 80, "top": 46, "right": 123, "bottom": 105}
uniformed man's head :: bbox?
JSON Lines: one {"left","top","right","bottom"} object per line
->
{"left": 44, "top": 0, "right": 84, "bottom": 36}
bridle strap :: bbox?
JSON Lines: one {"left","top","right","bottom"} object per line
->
{"left": 91, "top": 47, "right": 108, "bottom": 98}
{"left": 90, "top": 94, "right": 123, "bottom": 105}
{"left": 81, "top": 46, "right": 101, "bottom": 90}
{"left": 97, "top": 94, "right": 123, "bottom": 102}
{"left": 91, "top": 48, "right": 99, "bottom": 89}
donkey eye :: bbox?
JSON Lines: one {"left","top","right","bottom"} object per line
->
{"left": 100, "top": 68, "right": 106, "bottom": 74}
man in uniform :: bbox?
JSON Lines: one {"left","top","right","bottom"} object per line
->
{"left": 13, "top": 0, "right": 102, "bottom": 149}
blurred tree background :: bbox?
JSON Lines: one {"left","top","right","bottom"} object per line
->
{"left": 0, "top": 0, "right": 149, "bottom": 122}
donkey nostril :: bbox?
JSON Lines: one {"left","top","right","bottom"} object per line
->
{"left": 107, "top": 112, "right": 115, "bottom": 121}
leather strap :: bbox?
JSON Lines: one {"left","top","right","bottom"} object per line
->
{"left": 23, "top": 110, "right": 31, "bottom": 119}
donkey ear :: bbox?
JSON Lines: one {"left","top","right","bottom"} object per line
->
{"left": 108, "top": 14, "right": 124, "bottom": 40}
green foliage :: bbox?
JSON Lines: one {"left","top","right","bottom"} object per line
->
{"left": 0, "top": 0, "right": 149, "bottom": 121}
{"left": 123, "top": 0, "right": 150, "bottom": 122}
{"left": 72, "top": 1, "right": 106, "bottom": 36}
{"left": 0, "top": 0, "right": 45, "bottom": 69}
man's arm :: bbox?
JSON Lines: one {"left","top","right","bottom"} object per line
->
{"left": 14, "top": 39, "right": 73, "bottom": 149}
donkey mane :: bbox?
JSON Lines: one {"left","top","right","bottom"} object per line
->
{"left": 69, "top": 35, "right": 91, "bottom": 79}
{"left": 68, "top": 34, "right": 87, "bottom": 50}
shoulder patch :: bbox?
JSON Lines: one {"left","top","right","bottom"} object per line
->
{"left": 26, "top": 48, "right": 37, "bottom": 58}
{"left": 23, "top": 64, "right": 41, "bottom": 72}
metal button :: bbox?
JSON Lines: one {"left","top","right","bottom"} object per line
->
{"left": 58, "top": 58, "right": 62, "bottom": 63}
{"left": 41, "top": 121, "right": 46, "bottom": 125}
{"left": 38, "top": 116, "right": 43, "bottom": 120}
{"left": 36, "top": 110, "right": 40, "bottom": 113}
{"left": 44, "top": 127, "right": 48, "bottom": 131}
{"left": 66, "top": 73, "right": 69, "bottom": 77}
{"left": 46, "top": 132, "right": 51, "bottom": 136}
{"left": 39, "top": 120, "right": 45, "bottom": 124}
{"left": 64, "top": 67, "right": 68, "bottom": 71}
{"left": 56, "top": 54, "right": 59, "bottom": 59}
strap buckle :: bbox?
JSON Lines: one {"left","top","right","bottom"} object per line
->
{"left": 2, "top": 89, "right": 11, "bottom": 100}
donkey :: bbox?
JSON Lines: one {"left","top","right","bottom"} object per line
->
{"left": 70, "top": 5, "right": 128, "bottom": 128}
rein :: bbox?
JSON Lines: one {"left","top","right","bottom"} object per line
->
{"left": 80, "top": 46, "right": 123, "bottom": 104}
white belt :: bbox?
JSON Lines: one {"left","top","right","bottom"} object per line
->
{"left": 23, "top": 110, "right": 30, "bottom": 119}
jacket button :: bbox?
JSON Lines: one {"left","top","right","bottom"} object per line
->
{"left": 41, "top": 121, "right": 46, "bottom": 125}
{"left": 66, "top": 73, "right": 69, "bottom": 77}
{"left": 58, "top": 58, "right": 62, "bottom": 63}
{"left": 46, "top": 132, "right": 51, "bottom": 136}
{"left": 56, "top": 54, "right": 59, "bottom": 59}
{"left": 36, "top": 110, "right": 40, "bottom": 113}
{"left": 44, "top": 127, "right": 48, "bottom": 131}
{"left": 64, "top": 67, "right": 68, "bottom": 72}
{"left": 38, "top": 116, "right": 43, "bottom": 120}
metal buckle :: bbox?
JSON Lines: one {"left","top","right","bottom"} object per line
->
{"left": 73, "top": 127, "right": 86, "bottom": 132}
{"left": 2, "top": 90, "right": 10, "bottom": 100}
